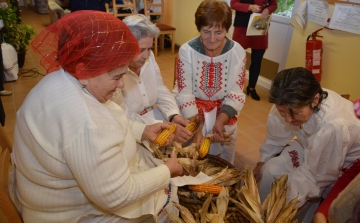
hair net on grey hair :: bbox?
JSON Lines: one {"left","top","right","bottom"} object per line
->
{"left": 122, "top": 14, "right": 160, "bottom": 41}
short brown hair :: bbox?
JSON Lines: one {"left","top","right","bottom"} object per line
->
{"left": 195, "top": 0, "right": 233, "bottom": 32}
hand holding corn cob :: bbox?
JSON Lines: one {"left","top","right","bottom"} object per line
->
{"left": 142, "top": 122, "right": 176, "bottom": 146}
{"left": 153, "top": 123, "right": 177, "bottom": 146}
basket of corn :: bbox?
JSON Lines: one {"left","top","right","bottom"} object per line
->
{"left": 177, "top": 154, "right": 246, "bottom": 222}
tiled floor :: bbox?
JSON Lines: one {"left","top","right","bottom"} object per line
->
{"left": 2, "top": 6, "right": 273, "bottom": 169}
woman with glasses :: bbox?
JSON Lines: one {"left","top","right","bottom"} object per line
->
{"left": 172, "top": 0, "right": 247, "bottom": 164}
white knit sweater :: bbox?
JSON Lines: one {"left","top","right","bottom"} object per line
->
{"left": 10, "top": 69, "right": 171, "bottom": 223}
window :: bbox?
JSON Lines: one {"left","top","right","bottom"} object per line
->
{"left": 274, "top": 0, "right": 295, "bottom": 17}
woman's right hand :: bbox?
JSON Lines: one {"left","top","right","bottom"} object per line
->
{"left": 165, "top": 152, "right": 187, "bottom": 178}
{"left": 249, "top": 4, "right": 261, "bottom": 13}
{"left": 253, "top": 162, "right": 265, "bottom": 183}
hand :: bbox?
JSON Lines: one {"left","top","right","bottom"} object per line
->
{"left": 249, "top": 4, "right": 261, "bottom": 13}
{"left": 170, "top": 115, "right": 192, "bottom": 143}
{"left": 253, "top": 162, "right": 265, "bottom": 183}
{"left": 211, "top": 120, "right": 225, "bottom": 143}
{"left": 261, "top": 8, "right": 270, "bottom": 20}
{"left": 313, "top": 212, "right": 327, "bottom": 223}
{"left": 165, "top": 151, "right": 187, "bottom": 178}
{"left": 142, "top": 122, "right": 175, "bottom": 146}
{"left": 171, "top": 114, "right": 189, "bottom": 127}
{"left": 173, "top": 124, "right": 193, "bottom": 144}
{"left": 211, "top": 113, "right": 228, "bottom": 142}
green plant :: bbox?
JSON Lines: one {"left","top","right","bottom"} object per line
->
{"left": 0, "top": 4, "right": 36, "bottom": 53}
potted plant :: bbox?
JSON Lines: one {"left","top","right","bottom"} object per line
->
{"left": 0, "top": 2, "right": 36, "bottom": 68}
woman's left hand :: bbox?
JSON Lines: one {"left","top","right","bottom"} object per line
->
{"left": 262, "top": 8, "right": 270, "bottom": 20}
{"left": 142, "top": 122, "right": 175, "bottom": 146}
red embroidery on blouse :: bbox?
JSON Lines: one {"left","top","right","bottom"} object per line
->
{"left": 176, "top": 58, "right": 186, "bottom": 92}
{"left": 164, "top": 188, "right": 170, "bottom": 195}
{"left": 199, "top": 59, "right": 223, "bottom": 98}
{"left": 139, "top": 109, "right": 148, "bottom": 116}
{"left": 226, "top": 94, "right": 245, "bottom": 105}
{"left": 195, "top": 98, "right": 237, "bottom": 125}
{"left": 179, "top": 101, "right": 196, "bottom": 110}
{"left": 340, "top": 158, "right": 360, "bottom": 176}
{"left": 236, "top": 57, "right": 247, "bottom": 89}
{"left": 288, "top": 150, "right": 300, "bottom": 168}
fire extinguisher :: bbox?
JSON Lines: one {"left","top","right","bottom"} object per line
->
{"left": 306, "top": 28, "right": 323, "bottom": 82}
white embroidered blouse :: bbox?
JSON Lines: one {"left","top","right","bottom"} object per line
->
{"left": 172, "top": 37, "right": 247, "bottom": 119}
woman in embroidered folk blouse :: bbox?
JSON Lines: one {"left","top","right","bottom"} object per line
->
{"left": 172, "top": 0, "right": 247, "bottom": 164}
{"left": 112, "top": 14, "right": 192, "bottom": 144}
{"left": 253, "top": 67, "right": 360, "bottom": 222}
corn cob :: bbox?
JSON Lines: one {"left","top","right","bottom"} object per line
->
{"left": 198, "top": 137, "right": 211, "bottom": 158}
{"left": 185, "top": 121, "right": 200, "bottom": 133}
{"left": 154, "top": 124, "right": 176, "bottom": 146}
{"left": 188, "top": 184, "right": 223, "bottom": 194}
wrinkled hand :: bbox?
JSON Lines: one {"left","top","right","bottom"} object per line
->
{"left": 142, "top": 122, "right": 175, "bottom": 146}
{"left": 312, "top": 212, "right": 327, "bottom": 223}
{"left": 165, "top": 152, "right": 187, "bottom": 178}
{"left": 249, "top": 4, "right": 261, "bottom": 13}
{"left": 173, "top": 124, "right": 193, "bottom": 144}
{"left": 171, "top": 115, "right": 192, "bottom": 143}
{"left": 253, "top": 162, "right": 265, "bottom": 183}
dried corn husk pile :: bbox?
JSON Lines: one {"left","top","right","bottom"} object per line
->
{"left": 167, "top": 187, "right": 232, "bottom": 223}
{"left": 228, "top": 165, "right": 299, "bottom": 223}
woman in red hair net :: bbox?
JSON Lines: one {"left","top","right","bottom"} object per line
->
{"left": 9, "top": 11, "right": 185, "bottom": 223}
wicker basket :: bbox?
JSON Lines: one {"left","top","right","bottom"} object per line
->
{"left": 177, "top": 154, "right": 248, "bottom": 222}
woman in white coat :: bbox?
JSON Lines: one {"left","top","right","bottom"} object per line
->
{"left": 113, "top": 14, "right": 192, "bottom": 144}
{"left": 10, "top": 11, "right": 185, "bottom": 223}
{"left": 254, "top": 67, "right": 360, "bottom": 222}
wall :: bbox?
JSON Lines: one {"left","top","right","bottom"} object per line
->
{"left": 285, "top": 3, "right": 360, "bottom": 101}
{"left": 172, "top": 0, "right": 202, "bottom": 46}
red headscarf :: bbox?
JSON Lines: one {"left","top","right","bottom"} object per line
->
{"left": 31, "top": 10, "right": 140, "bottom": 79}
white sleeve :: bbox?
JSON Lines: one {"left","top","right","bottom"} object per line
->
{"left": 222, "top": 46, "right": 246, "bottom": 113}
{"left": 259, "top": 105, "right": 293, "bottom": 162}
{"left": 174, "top": 45, "right": 198, "bottom": 119}
{"left": 63, "top": 126, "right": 170, "bottom": 212}
{"left": 152, "top": 57, "right": 180, "bottom": 120}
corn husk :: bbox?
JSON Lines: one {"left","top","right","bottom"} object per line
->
{"left": 173, "top": 202, "right": 197, "bottom": 223}
{"left": 235, "top": 165, "right": 298, "bottom": 223}
{"left": 206, "top": 167, "right": 242, "bottom": 186}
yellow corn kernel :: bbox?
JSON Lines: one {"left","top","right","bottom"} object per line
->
{"left": 185, "top": 121, "right": 199, "bottom": 133}
{"left": 198, "top": 137, "right": 211, "bottom": 158}
{"left": 154, "top": 124, "right": 176, "bottom": 146}
{"left": 188, "top": 184, "right": 223, "bottom": 194}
